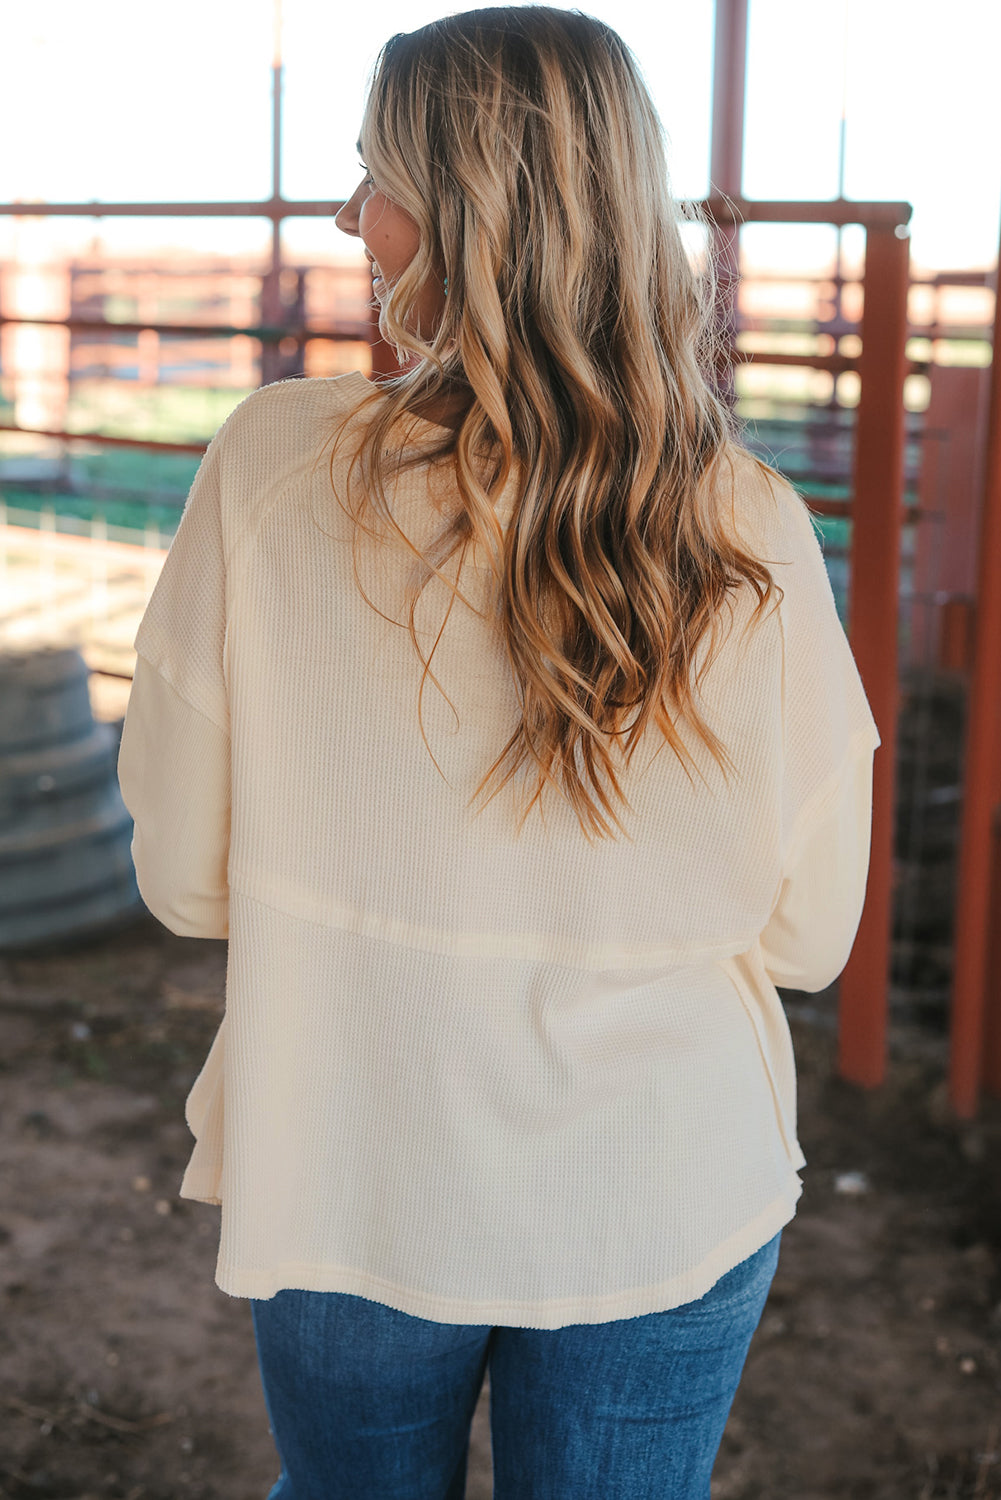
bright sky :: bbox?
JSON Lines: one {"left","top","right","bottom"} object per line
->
{"left": 3, "top": 0, "right": 999, "bottom": 272}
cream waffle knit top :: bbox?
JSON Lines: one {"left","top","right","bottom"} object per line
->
{"left": 118, "top": 371, "right": 880, "bottom": 1329}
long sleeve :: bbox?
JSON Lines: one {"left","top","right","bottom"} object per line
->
{"left": 744, "top": 470, "right": 881, "bottom": 992}
{"left": 118, "top": 654, "right": 231, "bottom": 939}
{"left": 758, "top": 736, "right": 876, "bottom": 993}
{"left": 117, "top": 401, "right": 235, "bottom": 939}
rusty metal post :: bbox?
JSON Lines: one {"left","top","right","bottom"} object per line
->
{"left": 837, "top": 223, "right": 910, "bottom": 1088}
{"left": 937, "top": 595, "right": 977, "bottom": 674}
{"left": 982, "top": 816, "right": 1001, "bottom": 1098}
{"left": 949, "top": 231, "right": 1001, "bottom": 1117}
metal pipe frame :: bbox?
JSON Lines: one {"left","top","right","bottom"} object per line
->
{"left": 0, "top": 199, "right": 343, "bottom": 218}
{"left": 710, "top": 0, "right": 748, "bottom": 198}
{"left": 0, "top": 314, "right": 371, "bottom": 343}
{"left": 0, "top": 192, "right": 913, "bottom": 1099}
{"left": 838, "top": 225, "right": 911, "bottom": 1087}
{"left": 948, "top": 210, "right": 1001, "bottom": 1117}
{"left": 0, "top": 196, "right": 913, "bottom": 225}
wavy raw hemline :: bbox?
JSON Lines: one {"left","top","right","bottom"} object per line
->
{"left": 209, "top": 1177, "right": 802, "bottom": 1330}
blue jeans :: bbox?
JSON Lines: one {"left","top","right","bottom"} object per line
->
{"left": 250, "top": 1232, "right": 781, "bottom": 1499}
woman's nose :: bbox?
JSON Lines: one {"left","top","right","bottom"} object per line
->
{"left": 335, "top": 183, "right": 364, "bottom": 237}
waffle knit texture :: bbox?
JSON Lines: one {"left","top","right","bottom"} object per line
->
{"left": 118, "top": 371, "right": 881, "bottom": 1329}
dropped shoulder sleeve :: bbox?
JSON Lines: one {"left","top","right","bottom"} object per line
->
{"left": 117, "top": 405, "right": 236, "bottom": 938}
{"left": 756, "top": 474, "right": 881, "bottom": 991}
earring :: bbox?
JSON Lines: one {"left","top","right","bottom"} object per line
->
{"left": 443, "top": 275, "right": 449, "bottom": 296}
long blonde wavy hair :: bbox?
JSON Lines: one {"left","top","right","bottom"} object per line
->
{"left": 332, "top": 5, "right": 782, "bottom": 838}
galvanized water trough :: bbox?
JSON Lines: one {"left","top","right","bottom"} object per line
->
{"left": 0, "top": 647, "right": 142, "bottom": 949}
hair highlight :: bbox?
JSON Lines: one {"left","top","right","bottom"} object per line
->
{"left": 332, "top": 6, "right": 784, "bottom": 838}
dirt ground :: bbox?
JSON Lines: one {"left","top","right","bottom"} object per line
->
{"left": 1, "top": 912, "right": 1000, "bottom": 1500}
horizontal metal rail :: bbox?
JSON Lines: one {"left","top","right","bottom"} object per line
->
{"left": 2, "top": 311, "right": 984, "bottom": 358}
{"left": 701, "top": 197, "right": 911, "bottom": 227}
{"left": 0, "top": 427, "right": 208, "bottom": 455}
{"left": 0, "top": 313, "right": 371, "bottom": 343}
{"left": 0, "top": 195, "right": 913, "bottom": 228}
{"left": 0, "top": 198, "right": 344, "bottom": 219}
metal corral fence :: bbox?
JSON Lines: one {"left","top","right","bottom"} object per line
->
{"left": 1, "top": 190, "right": 1000, "bottom": 1120}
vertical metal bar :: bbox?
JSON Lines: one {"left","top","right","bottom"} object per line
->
{"left": 261, "top": 0, "right": 284, "bottom": 387}
{"left": 949, "top": 230, "right": 1001, "bottom": 1116}
{"left": 982, "top": 816, "right": 1001, "bottom": 1097}
{"left": 292, "top": 268, "right": 307, "bottom": 377}
{"left": 271, "top": 0, "right": 283, "bottom": 204}
{"left": 709, "top": 0, "right": 749, "bottom": 408}
{"left": 710, "top": 0, "right": 749, "bottom": 196}
{"left": 837, "top": 223, "right": 910, "bottom": 1088}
